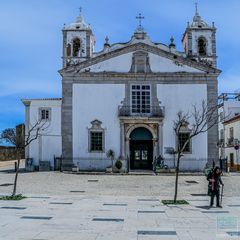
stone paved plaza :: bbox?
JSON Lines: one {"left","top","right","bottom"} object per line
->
{"left": 1, "top": 167, "right": 240, "bottom": 239}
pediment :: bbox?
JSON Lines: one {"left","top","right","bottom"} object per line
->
{"left": 61, "top": 43, "right": 220, "bottom": 75}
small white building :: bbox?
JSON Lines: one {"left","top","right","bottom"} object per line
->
{"left": 22, "top": 99, "right": 62, "bottom": 170}
{"left": 22, "top": 8, "right": 221, "bottom": 172}
{"left": 223, "top": 116, "right": 240, "bottom": 171}
{"left": 218, "top": 93, "right": 240, "bottom": 171}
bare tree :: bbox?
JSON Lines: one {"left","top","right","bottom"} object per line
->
{"left": 173, "top": 100, "right": 220, "bottom": 203}
{"left": 0, "top": 120, "right": 49, "bottom": 196}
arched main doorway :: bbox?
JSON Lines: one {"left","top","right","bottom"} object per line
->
{"left": 130, "top": 127, "right": 153, "bottom": 170}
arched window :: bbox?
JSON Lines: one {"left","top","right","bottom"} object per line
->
{"left": 73, "top": 38, "right": 81, "bottom": 57}
{"left": 66, "top": 44, "right": 71, "bottom": 57}
{"left": 198, "top": 38, "right": 207, "bottom": 56}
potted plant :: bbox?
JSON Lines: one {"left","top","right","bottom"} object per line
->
{"left": 115, "top": 159, "right": 123, "bottom": 173}
{"left": 106, "top": 149, "right": 115, "bottom": 173}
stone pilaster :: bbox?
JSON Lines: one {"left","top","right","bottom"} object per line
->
{"left": 207, "top": 76, "right": 219, "bottom": 165}
{"left": 125, "top": 137, "right": 130, "bottom": 171}
{"left": 153, "top": 139, "right": 158, "bottom": 161}
{"left": 61, "top": 78, "right": 73, "bottom": 170}
{"left": 62, "top": 30, "right": 67, "bottom": 68}
{"left": 86, "top": 31, "right": 91, "bottom": 58}
{"left": 120, "top": 122, "right": 125, "bottom": 159}
{"left": 158, "top": 123, "right": 163, "bottom": 156}
{"left": 211, "top": 29, "right": 217, "bottom": 67}
{"left": 187, "top": 31, "right": 193, "bottom": 56}
{"left": 24, "top": 101, "right": 31, "bottom": 160}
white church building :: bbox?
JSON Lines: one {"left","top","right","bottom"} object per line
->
{"left": 22, "top": 8, "right": 220, "bottom": 172}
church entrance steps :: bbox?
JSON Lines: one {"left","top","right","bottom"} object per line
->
{"left": 61, "top": 170, "right": 206, "bottom": 176}
{"left": 128, "top": 170, "right": 155, "bottom": 175}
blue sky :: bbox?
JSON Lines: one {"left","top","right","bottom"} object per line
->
{"left": 0, "top": 0, "right": 240, "bottom": 132}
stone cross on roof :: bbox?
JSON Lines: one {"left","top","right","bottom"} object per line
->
{"left": 195, "top": 3, "right": 198, "bottom": 15}
{"left": 136, "top": 13, "right": 144, "bottom": 28}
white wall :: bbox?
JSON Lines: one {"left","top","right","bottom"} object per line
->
{"left": 27, "top": 100, "right": 62, "bottom": 168}
{"left": 157, "top": 84, "right": 208, "bottom": 170}
{"left": 81, "top": 53, "right": 132, "bottom": 73}
{"left": 81, "top": 52, "right": 204, "bottom": 73}
{"left": 224, "top": 120, "right": 240, "bottom": 165}
{"left": 149, "top": 53, "right": 203, "bottom": 73}
{"left": 224, "top": 101, "right": 240, "bottom": 119}
{"left": 73, "top": 84, "right": 125, "bottom": 170}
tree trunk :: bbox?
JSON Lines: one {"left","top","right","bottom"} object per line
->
{"left": 12, "top": 155, "right": 20, "bottom": 197}
{"left": 174, "top": 153, "right": 181, "bottom": 203}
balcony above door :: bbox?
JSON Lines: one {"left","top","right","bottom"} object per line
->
{"left": 118, "top": 105, "right": 164, "bottom": 118}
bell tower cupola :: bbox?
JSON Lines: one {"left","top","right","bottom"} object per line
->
{"left": 62, "top": 8, "right": 95, "bottom": 67}
{"left": 182, "top": 4, "right": 217, "bottom": 67}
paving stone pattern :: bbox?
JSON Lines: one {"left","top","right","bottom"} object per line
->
{"left": 0, "top": 183, "right": 13, "bottom": 187}
{"left": 49, "top": 202, "right": 73, "bottom": 205}
{"left": 92, "top": 218, "right": 124, "bottom": 222}
{"left": 1, "top": 206, "right": 26, "bottom": 210}
{"left": 138, "top": 230, "right": 177, "bottom": 235}
{"left": 1, "top": 172, "right": 240, "bottom": 239}
{"left": 21, "top": 216, "right": 52, "bottom": 220}
{"left": 69, "top": 190, "right": 85, "bottom": 193}
{"left": 191, "top": 193, "right": 208, "bottom": 196}
{"left": 103, "top": 203, "right": 127, "bottom": 206}
{"left": 185, "top": 180, "right": 198, "bottom": 184}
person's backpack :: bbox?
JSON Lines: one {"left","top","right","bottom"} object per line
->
{"left": 207, "top": 169, "right": 214, "bottom": 196}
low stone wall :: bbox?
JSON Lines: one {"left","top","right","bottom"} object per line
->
{"left": 74, "top": 158, "right": 112, "bottom": 171}
{"left": 164, "top": 158, "right": 208, "bottom": 172}
{"left": 0, "top": 147, "right": 24, "bottom": 161}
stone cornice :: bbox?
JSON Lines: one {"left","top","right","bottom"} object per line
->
{"left": 21, "top": 100, "right": 31, "bottom": 107}
{"left": 62, "top": 72, "right": 219, "bottom": 84}
{"left": 59, "top": 42, "right": 221, "bottom": 76}
{"left": 62, "top": 75, "right": 218, "bottom": 85}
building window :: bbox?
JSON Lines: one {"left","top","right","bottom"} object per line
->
{"left": 131, "top": 85, "right": 151, "bottom": 114}
{"left": 198, "top": 37, "right": 207, "bottom": 56}
{"left": 88, "top": 120, "right": 105, "bottom": 152}
{"left": 228, "top": 127, "right": 235, "bottom": 146}
{"left": 229, "top": 127, "right": 234, "bottom": 139}
{"left": 178, "top": 132, "right": 191, "bottom": 153}
{"left": 73, "top": 38, "right": 81, "bottom": 57}
{"left": 39, "top": 108, "right": 51, "bottom": 121}
{"left": 219, "top": 129, "right": 224, "bottom": 144}
{"left": 90, "top": 132, "right": 103, "bottom": 151}
{"left": 130, "top": 51, "right": 151, "bottom": 73}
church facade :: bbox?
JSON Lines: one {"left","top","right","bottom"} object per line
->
{"left": 22, "top": 9, "right": 220, "bottom": 171}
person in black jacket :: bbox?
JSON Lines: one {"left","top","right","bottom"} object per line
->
{"left": 207, "top": 166, "right": 224, "bottom": 208}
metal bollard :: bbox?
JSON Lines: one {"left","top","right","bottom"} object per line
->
{"left": 14, "top": 162, "right": 17, "bottom": 172}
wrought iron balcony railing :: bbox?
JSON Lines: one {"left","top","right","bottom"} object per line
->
{"left": 118, "top": 105, "right": 164, "bottom": 118}
{"left": 228, "top": 138, "right": 234, "bottom": 146}
{"left": 228, "top": 138, "right": 239, "bottom": 146}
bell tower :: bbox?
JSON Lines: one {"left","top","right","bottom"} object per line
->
{"left": 182, "top": 4, "right": 217, "bottom": 67}
{"left": 62, "top": 8, "right": 95, "bottom": 67}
